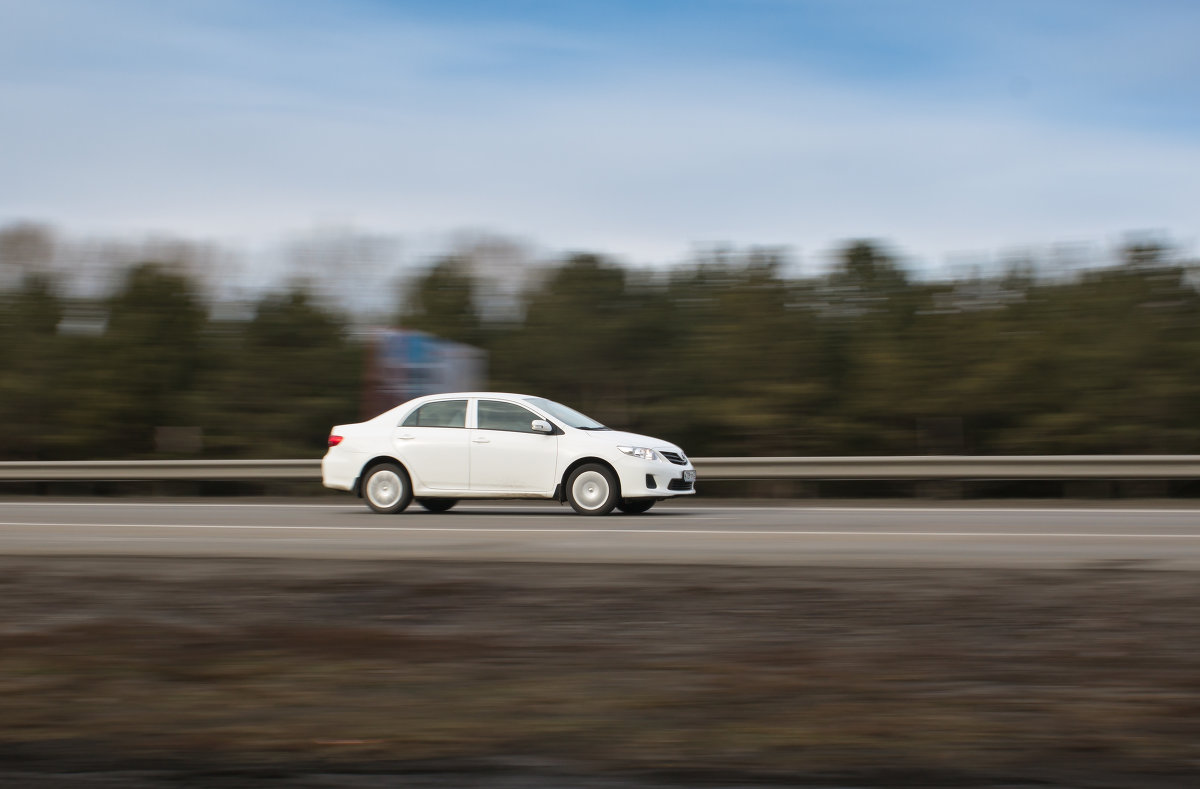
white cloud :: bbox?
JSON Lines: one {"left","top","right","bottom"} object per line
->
{"left": 1, "top": 0, "right": 1197, "bottom": 273}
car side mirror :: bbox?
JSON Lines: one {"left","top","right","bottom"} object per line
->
{"left": 531, "top": 419, "right": 553, "bottom": 434}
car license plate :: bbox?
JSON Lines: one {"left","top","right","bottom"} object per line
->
{"left": 683, "top": 470, "right": 696, "bottom": 482}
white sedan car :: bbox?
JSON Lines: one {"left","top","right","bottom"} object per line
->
{"left": 322, "top": 392, "right": 697, "bottom": 515}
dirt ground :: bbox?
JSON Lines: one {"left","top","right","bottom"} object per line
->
{"left": 1, "top": 556, "right": 1199, "bottom": 788}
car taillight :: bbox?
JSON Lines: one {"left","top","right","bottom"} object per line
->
{"left": 328, "top": 435, "right": 343, "bottom": 447}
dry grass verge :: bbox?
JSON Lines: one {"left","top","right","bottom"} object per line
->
{"left": 1, "top": 557, "right": 1199, "bottom": 787}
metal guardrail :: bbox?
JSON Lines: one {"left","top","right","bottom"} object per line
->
{"left": 0, "top": 459, "right": 319, "bottom": 481}
{"left": 1, "top": 456, "right": 1200, "bottom": 482}
{"left": 694, "top": 456, "right": 1200, "bottom": 480}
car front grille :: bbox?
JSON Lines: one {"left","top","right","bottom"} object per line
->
{"left": 660, "top": 451, "right": 687, "bottom": 466}
{"left": 667, "top": 477, "right": 694, "bottom": 491}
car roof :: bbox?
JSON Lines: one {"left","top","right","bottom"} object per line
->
{"left": 388, "top": 392, "right": 542, "bottom": 414}
{"left": 409, "top": 392, "right": 537, "bottom": 401}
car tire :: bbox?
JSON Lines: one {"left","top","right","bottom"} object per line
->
{"left": 567, "top": 463, "right": 619, "bottom": 515}
{"left": 417, "top": 498, "right": 458, "bottom": 513}
{"left": 616, "top": 498, "right": 655, "bottom": 514}
{"left": 362, "top": 463, "right": 412, "bottom": 514}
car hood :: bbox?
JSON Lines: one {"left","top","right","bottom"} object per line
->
{"left": 584, "top": 429, "right": 685, "bottom": 455}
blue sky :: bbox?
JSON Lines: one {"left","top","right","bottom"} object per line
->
{"left": 2, "top": 0, "right": 1198, "bottom": 269}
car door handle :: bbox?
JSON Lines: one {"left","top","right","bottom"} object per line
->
{"left": 472, "top": 436, "right": 490, "bottom": 444}
{"left": 396, "top": 433, "right": 416, "bottom": 440}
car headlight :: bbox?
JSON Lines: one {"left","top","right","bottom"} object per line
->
{"left": 617, "top": 446, "right": 660, "bottom": 461}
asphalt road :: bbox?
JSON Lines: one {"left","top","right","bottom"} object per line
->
{"left": 2, "top": 497, "right": 1200, "bottom": 568}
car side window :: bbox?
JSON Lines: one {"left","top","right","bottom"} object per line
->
{"left": 477, "top": 400, "right": 541, "bottom": 433}
{"left": 401, "top": 399, "right": 467, "bottom": 428}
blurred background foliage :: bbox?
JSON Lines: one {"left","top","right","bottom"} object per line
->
{"left": 2, "top": 223, "right": 1199, "bottom": 460}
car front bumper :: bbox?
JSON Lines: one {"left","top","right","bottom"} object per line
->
{"left": 614, "top": 459, "right": 697, "bottom": 499}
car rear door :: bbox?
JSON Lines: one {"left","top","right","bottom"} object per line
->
{"left": 393, "top": 399, "right": 470, "bottom": 491}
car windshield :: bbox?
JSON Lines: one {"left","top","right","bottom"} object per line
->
{"left": 523, "top": 397, "right": 608, "bottom": 430}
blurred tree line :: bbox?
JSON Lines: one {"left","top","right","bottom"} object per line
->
{"left": 3, "top": 222, "right": 1199, "bottom": 460}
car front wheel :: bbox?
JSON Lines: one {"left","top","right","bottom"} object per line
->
{"left": 567, "top": 464, "right": 619, "bottom": 515}
{"left": 362, "top": 463, "right": 412, "bottom": 514}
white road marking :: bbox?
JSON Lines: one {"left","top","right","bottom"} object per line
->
{"left": 672, "top": 506, "right": 1200, "bottom": 516}
{"left": 1, "top": 501, "right": 1198, "bottom": 515}
{"left": 0, "top": 502, "right": 352, "bottom": 509}
{"left": 1, "top": 521, "right": 1199, "bottom": 538}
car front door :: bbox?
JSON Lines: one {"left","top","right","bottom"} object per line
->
{"left": 394, "top": 399, "right": 470, "bottom": 491}
{"left": 469, "top": 399, "right": 558, "bottom": 494}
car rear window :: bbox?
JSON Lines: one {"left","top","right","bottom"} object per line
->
{"left": 401, "top": 399, "right": 467, "bottom": 428}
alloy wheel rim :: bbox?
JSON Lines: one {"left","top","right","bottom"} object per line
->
{"left": 573, "top": 470, "right": 609, "bottom": 510}
{"left": 368, "top": 470, "right": 402, "bottom": 507}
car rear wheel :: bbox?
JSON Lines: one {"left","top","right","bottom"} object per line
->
{"left": 567, "top": 464, "right": 618, "bottom": 515}
{"left": 363, "top": 463, "right": 412, "bottom": 514}
{"left": 417, "top": 498, "right": 458, "bottom": 513}
{"left": 617, "top": 498, "right": 655, "bottom": 514}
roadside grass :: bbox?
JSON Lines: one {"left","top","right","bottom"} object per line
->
{"left": 1, "top": 559, "right": 1199, "bottom": 785}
